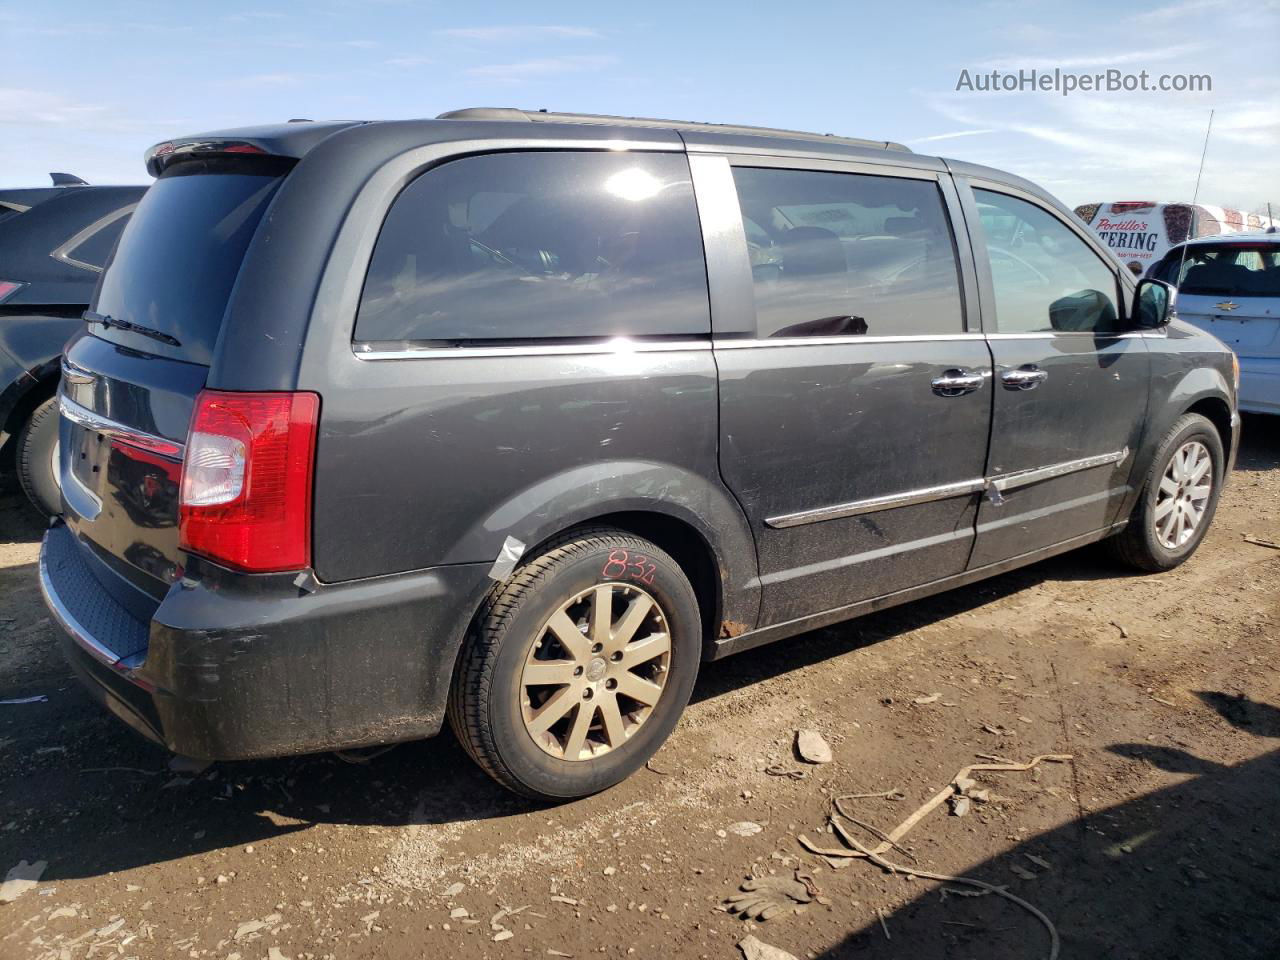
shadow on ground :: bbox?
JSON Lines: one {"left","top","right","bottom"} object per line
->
{"left": 1237, "top": 413, "right": 1280, "bottom": 471}
{"left": 0, "top": 534, "right": 1147, "bottom": 885}
{"left": 817, "top": 693, "right": 1280, "bottom": 959}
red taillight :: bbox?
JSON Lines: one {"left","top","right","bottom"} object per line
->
{"left": 179, "top": 390, "right": 319, "bottom": 573}
{"left": 0, "top": 280, "right": 25, "bottom": 303}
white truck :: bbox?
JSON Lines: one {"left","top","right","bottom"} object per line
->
{"left": 1073, "top": 201, "right": 1278, "bottom": 277}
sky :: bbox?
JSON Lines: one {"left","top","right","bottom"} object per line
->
{"left": 2, "top": 0, "right": 1277, "bottom": 211}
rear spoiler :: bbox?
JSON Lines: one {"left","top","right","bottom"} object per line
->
{"left": 144, "top": 121, "right": 364, "bottom": 176}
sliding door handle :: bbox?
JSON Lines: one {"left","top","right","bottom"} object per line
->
{"left": 931, "top": 368, "right": 985, "bottom": 397}
{"left": 1000, "top": 365, "right": 1048, "bottom": 390}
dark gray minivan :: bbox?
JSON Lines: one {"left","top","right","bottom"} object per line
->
{"left": 41, "top": 109, "right": 1239, "bottom": 800}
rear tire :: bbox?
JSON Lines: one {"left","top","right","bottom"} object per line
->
{"left": 1107, "top": 413, "right": 1223, "bottom": 572}
{"left": 448, "top": 527, "right": 701, "bottom": 801}
{"left": 16, "top": 395, "right": 60, "bottom": 518}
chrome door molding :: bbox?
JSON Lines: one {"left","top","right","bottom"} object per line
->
{"left": 765, "top": 447, "right": 1130, "bottom": 529}
{"left": 987, "top": 447, "right": 1129, "bottom": 493}
{"left": 765, "top": 478, "right": 987, "bottom": 528}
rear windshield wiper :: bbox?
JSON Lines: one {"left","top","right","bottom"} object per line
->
{"left": 84, "top": 310, "right": 181, "bottom": 348}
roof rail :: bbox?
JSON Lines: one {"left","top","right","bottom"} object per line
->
{"left": 436, "top": 107, "right": 911, "bottom": 153}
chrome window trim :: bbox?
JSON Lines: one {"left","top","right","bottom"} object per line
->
{"left": 50, "top": 202, "right": 138, "bottom": 274}
{"left": 716, "top": 151, "right": 945, "bottom": 181}
{"left": 765, "top": 447, "right": 1130, "bottom": 528}
{"left": 58, "top": 394, "right": 185, "bottom": 460}
{"left": 988, "top": 447, "right": 1129, "bottom": 493}
{"left": 984, "top": 331, "right": 1150, "bottom": 340}
{"left": 766, "top": 479, "right": 986, "bottom": 528}
{"left": 715, "top": 333, "right": 986, "bottom": 350}
{"left": 353, "top": 338, "right": 713, "bottom": 360}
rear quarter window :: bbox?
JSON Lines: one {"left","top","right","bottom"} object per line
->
{"left": 57, "top": 207, "right": 133, "bottom": 272}
{"left": 354, "top": 151, "right": 710, "bottom": 346}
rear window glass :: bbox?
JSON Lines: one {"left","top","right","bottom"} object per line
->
{"left": 93, "top": 165, "right": 284, "bottom": 364}
{"left": 354, "top": 151, "right": 709, "bottom": 346}
{"left": 1155, "top": 244, "right": 1280, "bottom": 297}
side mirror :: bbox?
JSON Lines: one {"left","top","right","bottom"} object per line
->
{"left": 1134, "top": 278, "right": 1176, "bottom": 328}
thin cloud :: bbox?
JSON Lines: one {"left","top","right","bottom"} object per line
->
{"left": 980, "top": 43, "right": 1204, "bottom": 71}
{"left": 908, "top": 128, "right": 998, "bottom": 143}
{"left": 1128, "top": 0, "right": 1226, "bottom": 23}
{"left": 466, "top": 54, "right": 616, "bottom": 82}
{"left": 385, "top": 56, "right": 432, "bottom": 68}
{"left": 0, "top": 88, "right": 108, "bottom": 126}
{"left": 343, "top": 40, "right": 379, "bottom": 49}
{"left": 439, "top": 25, "right": 600, "bottom": 42}
{"left": 225, "top": 11, "right": 287, "bottom": 21}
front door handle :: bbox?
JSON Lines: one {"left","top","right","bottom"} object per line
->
{"left": 1000, "top": 365, "right": 1048, "bottom": 390}
{"left": 931, "top": 368, "right": 985, "bottom": 397}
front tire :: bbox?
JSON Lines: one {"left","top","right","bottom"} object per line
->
{"left": 17, "top": 395, "right": 61, "bottom": 518}
{"left": 1107, "top": 413, "right": 1224, "bottom": 572}
{"left": 448, "top": 527, "right": 701, "bottom": 801}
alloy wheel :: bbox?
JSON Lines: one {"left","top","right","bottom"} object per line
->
{"left": 520, "top": 583, "right": 671, "bottom": 761}
{"left": 1154, "top": 440, "right": 1212, "bottom": 549}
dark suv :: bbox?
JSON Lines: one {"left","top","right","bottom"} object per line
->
{"left": 1, "top": 175, "right": 146, "bottom": 515}
{"left": 40, "top": 110, "right": 1238, "bottom": 800}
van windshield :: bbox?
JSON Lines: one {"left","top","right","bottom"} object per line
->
{"left": 93, "top": 162, "right": 286, "bottom": 364}
{"left": 1156, "top": 243, "right": 1280, "bottom": 297}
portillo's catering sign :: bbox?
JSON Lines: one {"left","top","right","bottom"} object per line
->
{"left": 1073, "top": 201, "right": 1278, "bottom": 275}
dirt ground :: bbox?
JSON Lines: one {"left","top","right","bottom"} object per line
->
{"left": 2, "top": 416, "right": 1278, "bottom": 960}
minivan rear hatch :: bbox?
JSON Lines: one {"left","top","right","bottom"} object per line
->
{"left": 58, "top": 155, "right": 291, "bottom": 641}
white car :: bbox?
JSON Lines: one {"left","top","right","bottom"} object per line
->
{"left": 1151, "top": 233, "right": 1280, "bottom": 415}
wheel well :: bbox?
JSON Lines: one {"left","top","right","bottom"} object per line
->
{"left": 1186, "top": 396, "right": 1233, "bottom": 457}
{"left": 1, "top": 369, "right": 58, "bottom": 477}
{"left": 537, "top": 511, "right": 723, "bottom": 659}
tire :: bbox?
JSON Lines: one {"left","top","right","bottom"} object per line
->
{"left": 449, "top": 527, "right": 701, "bottom": 801}
{"left": 1107, "top": 413, "right": 1224, "bottom": 572}
{"left": 16, "top": 395, "right": 61, "bottom": 518}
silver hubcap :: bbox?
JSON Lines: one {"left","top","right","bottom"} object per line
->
{"left": 521, "top": 583, "right": 671, "bottom": 762}
{"left": 1154, "top": 440, "right": 1212, "bottom": 549}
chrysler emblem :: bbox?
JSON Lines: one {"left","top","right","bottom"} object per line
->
{"left": 1215, "top": 301, "right": 1240, "bottom": 312}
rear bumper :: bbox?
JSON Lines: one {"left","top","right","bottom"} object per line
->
{"left": 41, "top": 522, "right": 493, "bottom": 760}
{"left": 1238, "top": 357, "right": 1280, "bottom": 415}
